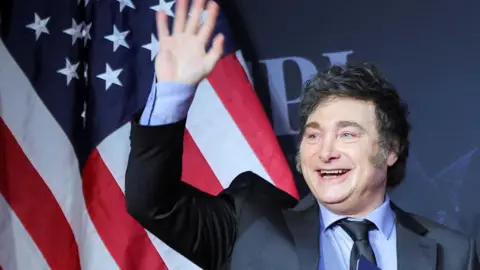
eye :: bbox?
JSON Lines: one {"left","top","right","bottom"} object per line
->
{"left": 340, "top": 132, "right": 356, "bottom": 139}
{"left": 305, "top": 132, "right": 321, "bottom": 141}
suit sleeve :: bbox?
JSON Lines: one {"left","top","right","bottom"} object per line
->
{"left": 125, "top": 115, "right": 237, "bottom": 270}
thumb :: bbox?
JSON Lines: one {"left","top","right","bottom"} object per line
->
{"left": 204, "top": 34, "right": 224, "bottom": 72}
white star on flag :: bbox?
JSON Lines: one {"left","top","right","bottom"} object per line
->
{"left": 57, "top": 58, "right": 79, "bottom": 85}
{"left": 26, "top": 13, "right": 50, "bottom": 40}
{"left": 96, "top": 64, "right": 123, "bottom": 90}
{"left": 104, "top": 25, "right": 130, "bottom": 52}
{"left": 116, "top": 0, "right": 135, "bottom": 12}
{"left": 82, "top": 22, "right": 92, "bottom": 46}
{"left": 150, "top": 0, "right": 175, "bottom": 16}
{"left": 142, "top": 34, "right": 159, "bottom": 61}
{"left": 63, "top": 19, "right": 84, "bottom": 45}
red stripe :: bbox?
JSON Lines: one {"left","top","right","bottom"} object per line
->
{"left": 182, "top": 130, "right": 223, "bottom": 195}
{"left": 0, "top": 119, "right": 81, "bottom": 270}
{"left": 82, "top": 149, "right": 168, "bottom": 270}
{"left": 207, "top": 53, "right": 299, "bottom": 199}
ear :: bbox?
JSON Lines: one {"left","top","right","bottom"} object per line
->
{"left": 386, "top": 150, "right": 398, "bottom": 166}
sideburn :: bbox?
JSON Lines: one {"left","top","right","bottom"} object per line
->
{"left": 369, "top": 150, "right": 386, "bottom": 168}
{"left": 369, "top": 142, "right": 388, "bottom": 168}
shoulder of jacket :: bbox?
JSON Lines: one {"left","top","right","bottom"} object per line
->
{"left": 404, "top": 211, "right": 472, "bottom": 245}
{"left": 220, "top": 171, "right": 297, "bottom": 209}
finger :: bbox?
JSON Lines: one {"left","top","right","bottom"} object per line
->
{"left": 197, "top": 1, "right": 219, "bottom": 45}
{"left": 185, "top": 0, "right": 205, "bottom": 34}
{"left": 204, "top": 34, "right": 224, "bottom": 72}
{"left": 156, "top": 11, "right": 170, "bottom": 39}
{"left": 173, "top": 0, "right": 188, "bottom": 34}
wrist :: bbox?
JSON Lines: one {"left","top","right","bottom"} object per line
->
{"left": 155, "top": 72, "right": 206, "bottom": 86}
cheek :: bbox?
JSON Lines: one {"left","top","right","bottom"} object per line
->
{"left": 338, "top": 144, "right": 361, "bottom": 162}
{"left": 357, "top": 152, "right": 388, "bottom": 186}
{"left": 299, "top": 143, "right": 316, "bottom": 163}
{"left": 342, "top": 140, "right": 382, "bottom": 164}
{"left": 342, "top": 145, "right": 379, "bottom": 177}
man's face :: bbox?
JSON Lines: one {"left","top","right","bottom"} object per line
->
{"left": 299, "top": 97, "right": 398, "bottom": 217}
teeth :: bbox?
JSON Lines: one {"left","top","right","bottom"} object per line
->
{"left": 320, "top": 169, "right": 349, "bottom": 175}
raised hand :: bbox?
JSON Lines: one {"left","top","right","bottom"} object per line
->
{"left": 154, "top": 0, "right": 224, "bottom": 85}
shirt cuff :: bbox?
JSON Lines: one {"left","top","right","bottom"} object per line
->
{"left": 139, "top": 79, "right": 196, "bottom": 126}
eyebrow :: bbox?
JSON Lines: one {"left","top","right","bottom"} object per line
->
{"left": 304, "top": 121, "right": 366, "bottom": 132}
{"left": 304, "top": 122, "right": 320, "bottom": 129}
{"left": 336, "top": 121, "right": 366, "bottom": 132}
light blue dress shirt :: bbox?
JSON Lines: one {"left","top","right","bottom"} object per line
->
{"left": 140, "top": 78, "right": 398, "bottom": 270}
{"left": 318, "top": 196, "right": 397, "bottom": 270}
{"left": 139, "top": 77, "right": 196, "bottom": 126}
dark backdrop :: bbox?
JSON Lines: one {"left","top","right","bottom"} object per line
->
{"left": 222, "top": 0, "right": 480, "bottom": 240}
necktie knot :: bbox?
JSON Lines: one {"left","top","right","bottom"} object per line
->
{"left": 337, "top": 219, "right": 377, "bottom": 241}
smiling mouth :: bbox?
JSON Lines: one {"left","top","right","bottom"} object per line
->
{"left": 317, "top": 169, "right": 351, "bottom": 179}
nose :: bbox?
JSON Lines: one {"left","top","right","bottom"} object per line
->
{"left": 319, "top": 136, "right": 340, "bottom": 162}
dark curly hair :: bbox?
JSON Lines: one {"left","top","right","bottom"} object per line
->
{"left": 298, "top": 62, "right": 411, "bottom": 188}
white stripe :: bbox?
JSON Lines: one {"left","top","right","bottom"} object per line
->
{"left": 146, "top": 235, "right": 202, "bottom": 270}
{"left": 187, "top": 78, "right": 273, "bottom": 187}
{"left": 0, "top": 194, "right": 50, "bottom": 270}
{"left": 0, "top": 40, "right": 118, "bottom": 270}
{"left": 97, "top": 123, "right": 131, "bottom": 193}
{"left": 234, "top": 50, "right": 253, "bottom": 84}
{"left": 98, "top": 123, "right": 202, "bottom": 270}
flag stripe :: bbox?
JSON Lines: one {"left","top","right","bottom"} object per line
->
{"left": 187, "top": 75, "right": 271, "bottom": 188}
{"left": 0, "top": 40, "right": 118, "bottom": 270}
{"left": 97, "top": 122, "right": 201, "bottom": 270}
{"left": 0, "top": 194, "right": 50, "bottom": 270}
{"left": 96, "top": 122, "right": 223, "bottom": 196}
{"left": 182, "top": 130, "right": 224, "bottom": 195}
{"left": 207, "top": 53, "right": 299, "bottom": 199}
{"left": 96, "top": 123, "right": 222, "bottom": 269}
{"left": 0, "top": 120, "right": 80, "bottom": 270}
{"left": 234, "top": 51, "right": 253, "bottom": 84}
{"left": 97, "top": 123, "right": 202, "bottom": 270}
{"left": 97, "top": 123, "right": 132, "bottom": 193}
{"left": 82, "top": 149, "right": 168, "bottom": 270}
{"left": 145, "top": 233, "right": 202, "bottom": 270}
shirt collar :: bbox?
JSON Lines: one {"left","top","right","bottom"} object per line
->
{"left": 318, "top": 195, "right": 395, "bottom": 240}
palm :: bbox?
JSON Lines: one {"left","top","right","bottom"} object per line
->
{"left": 154, "top": 0, "right": 224, "bottom": 85}
{"left": 156, "top": 35, "right": 209, "bottom": 84}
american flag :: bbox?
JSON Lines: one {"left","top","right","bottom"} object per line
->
{"left": 0, "top": 0, "right": 299, "bottom": 269}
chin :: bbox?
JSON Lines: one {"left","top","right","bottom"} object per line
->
{"left": 310, "top": 178, "right": 355, "bottom": 206}
{"left": 315, "top": 191, "right": 350, "bottom": 205}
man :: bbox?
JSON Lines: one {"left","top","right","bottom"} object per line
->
{"left": 125, "top": 0, "right": 480, "bottom": 269}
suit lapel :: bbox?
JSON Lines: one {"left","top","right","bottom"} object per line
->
{"left": 282, "top": 194, "right": 320, "bottom": 270}
{"left": 281, "top": 197, "right": 438, "bottom": 270}
{"left": 391, "top": 203, "right": 438, "bottom": 270}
